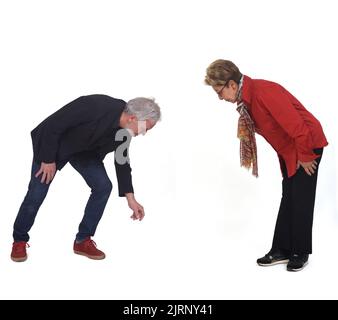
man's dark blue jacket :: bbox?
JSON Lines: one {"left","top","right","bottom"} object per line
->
{"left": 31, "top": 94, "right": 133, "bottom": 196}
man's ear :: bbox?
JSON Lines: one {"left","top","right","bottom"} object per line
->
{"left": 128, "top": 115, "right": 138, "bottom": 122}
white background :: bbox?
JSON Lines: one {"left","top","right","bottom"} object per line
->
{"left": 0, "top": 0, "right": 337, "bottom": 300}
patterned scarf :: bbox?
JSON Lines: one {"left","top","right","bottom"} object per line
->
{"left": 236, "top": 77, "right": 258, "bottom": 177}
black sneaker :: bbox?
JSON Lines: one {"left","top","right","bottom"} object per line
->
{"left": 257, "top": 249, "right": 289, "bottom": 266}
{"left": 287, "top": 254, "right": 309, "bottom": 272}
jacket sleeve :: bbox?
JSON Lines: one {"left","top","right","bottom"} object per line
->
{"left": 114, "top": 158, "right": 134, "bottom": 197}
{"left": 114, "top": 134, "right": 134, "bottom": 197}
{"left": 34, "top": 96, "right": 96, "bottom": 163}
{"left": 258, "top": 87, "right": 318, "bottom": 162}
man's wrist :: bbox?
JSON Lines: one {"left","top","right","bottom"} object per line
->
{"left": 125, "top": 193, "right": 135, "bottom": 201}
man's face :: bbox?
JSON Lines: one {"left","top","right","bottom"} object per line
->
{"left": 213, "top": 80, "right": 239, "bottom": 103}
{"left": 126, "top": 116, "right": 156, "bottom": 137}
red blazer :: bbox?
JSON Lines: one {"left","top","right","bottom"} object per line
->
{"left": 241, "top": 75, "right": 328, "bottom": 177}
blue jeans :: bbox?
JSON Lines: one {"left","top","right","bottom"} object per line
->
{"left": 13, "top": 156, "right": 113, "bottom": 242}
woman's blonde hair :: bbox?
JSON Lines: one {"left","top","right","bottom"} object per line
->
{"left": 205, "top": 59, "right": 242, "bottom": 86}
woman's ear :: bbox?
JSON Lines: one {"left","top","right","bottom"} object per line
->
{"left": 229, "top": 80, "right": 238, "bottom": 90}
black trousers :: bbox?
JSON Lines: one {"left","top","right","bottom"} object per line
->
{"left": 272, "top": 148, "right": 323, "bottom": 254}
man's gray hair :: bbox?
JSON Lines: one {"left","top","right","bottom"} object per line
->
{"left": 125, "top": 97, "right": 161, "bottom": 122}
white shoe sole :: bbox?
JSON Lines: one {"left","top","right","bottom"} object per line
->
{"left": 257, "top": 259, "right": 289, "bottom": 267}
{"left": 287, "top": 261, "right": 308, "bottom": 272}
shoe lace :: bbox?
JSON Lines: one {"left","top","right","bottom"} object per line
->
{"left": 84, "top": 239, "right": 97, "bottom": 248}
{"left": 265, "top": 251, "right": 274, "bottom": 259}
{"left": 290, "top": 254, "right": 305, "bottom": 263}
{"left": 13, "top": 242, "right": 30, "bottom": 253}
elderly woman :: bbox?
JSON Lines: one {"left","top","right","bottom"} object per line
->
{"left": 205, "top": 60, "right": 328, "bottom": 272}
{"left": 11, "top": 95, "right": 161, "bottom": 262}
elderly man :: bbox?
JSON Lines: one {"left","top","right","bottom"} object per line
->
{"left": 11, "top": 95, "right": 161, "bottom": 262}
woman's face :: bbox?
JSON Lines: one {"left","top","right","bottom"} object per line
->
{"left": 213, "top": 80, "right": 239, "bottom": 103}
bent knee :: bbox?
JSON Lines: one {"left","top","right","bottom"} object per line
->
{"left": 91, "top": 179, "right": 113, "bottom": 194}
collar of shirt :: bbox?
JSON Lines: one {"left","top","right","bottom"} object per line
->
{"left": 240, "top": 75, "right": 254, "bottom": 107}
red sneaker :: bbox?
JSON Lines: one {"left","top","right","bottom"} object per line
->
{"left": 73, "top": 238, "right": 105, "bottom": 260}
{"left": 11, "top": 242, "right": 29, "bottom": 262}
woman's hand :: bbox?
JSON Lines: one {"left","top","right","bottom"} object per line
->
{"left": 297, "top": 160, "right": 317, "bottom": 176}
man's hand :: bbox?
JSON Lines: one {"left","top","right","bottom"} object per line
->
{"left": 297, "top": 159, "right": 317, "bottom": 176}
{"left": 125, "top": 193, "right": 145, "bottom": 221}
{"left": 35, "top": 162, "right": 56, "bottom": 184}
